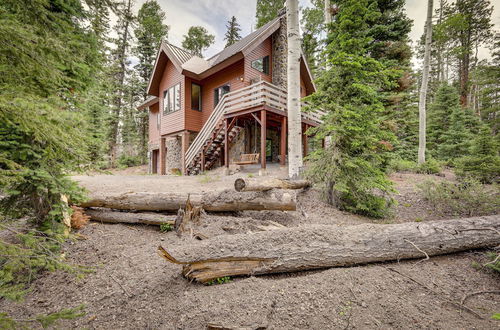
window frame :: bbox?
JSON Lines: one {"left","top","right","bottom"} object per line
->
{"left": 214, "top": 83, "right": 231, "bottom": 107}
{"left": 163, "top": 83, "right": 181, "bottom": 114}
{"left": 251, "top": 55, "right": 270, "bottom": 75}
{"left": 191, "top": 83, "right": 202, "bottom": 111}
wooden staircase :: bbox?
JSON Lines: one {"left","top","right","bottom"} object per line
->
{"left": 184, "top": 81, "right": 326, "bottom": 175}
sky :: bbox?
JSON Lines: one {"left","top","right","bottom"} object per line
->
{"left": 130, "top": 0, "right": 500, "bottom": 63}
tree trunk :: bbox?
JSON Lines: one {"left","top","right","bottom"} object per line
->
{"left": 418, "top": 0, "right": 433, "bottom": 164}
{"left": 158, "top": 215, "right": 500, "bottom": 283}
{"left": 286, "top": 0, "right": 303, "bottom": 179}
{"left": 80, "top": 190, "right": 296, "bottom": 212}
{"left": 234, "top": 178, "right": 310, "bottom": 192}
{"left": 85, "top": 209, "right": 175, "bottom": 225}
{"left": 324, "top": 0, "right": 331, "bottom": 25}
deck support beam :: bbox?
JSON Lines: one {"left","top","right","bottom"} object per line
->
{"left": 303, "top": 124, "right": 309, "bottom": 158}
{"left": 260, "top": 110, "right": 267, "bottom": 169}
{"left": 224, "top": 118, "right": 229, "bottom": 168}
{"left": 280, "top": 116, "right": 286, "bottom": 166}
{"left": 159, "top": 137, "right": 166, "bottom": 175}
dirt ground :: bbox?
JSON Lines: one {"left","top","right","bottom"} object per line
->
{"left": 2, "top": 166, "right": 499, "bottom": 329}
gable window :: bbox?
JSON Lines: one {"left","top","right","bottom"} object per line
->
{"left": 251, "top": 55, "right": 270, "bottom": 74}
{"left": 214, "top": 84, "right": 230, "bottom": 107}
{"left": 163, "top": 83, "right": 181, "bottom": 114}
{"left": 191, "top": 83, "right": 202, "bottom": 111}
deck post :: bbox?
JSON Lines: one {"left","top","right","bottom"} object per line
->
{"left": 181, "top": 131, "right": 190, "bottom": 175}
{"left": 224, "top": 118, "right": 229, "bottom": 168}
{"left": 200, "top": 150, "right": 205, "bottom": 172}
{"left": 261, "top": 109, "right": 267, "bottom": 169}
{"left": 159, "top": 137, "right": 166, "bottom": 175}
{"left": 280, "top": 116, "right": 286, "bottom": 166}
{"left": 303, "top": 124, "right": 309, "bottom": 158}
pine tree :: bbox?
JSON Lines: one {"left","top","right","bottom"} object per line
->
{"left": 300, "top": 0, "right": 324, "bottom": 73}
{"left": 305, "top": 0, "right": 397, "bottom": 218}
{"left": 108, "top": 0, "right": 135, "bottom": 167}
{"left": 255, "top": 0, "right": 285, "bottom": 28}
{"left": 427, "top": 83, "right": 458, "bottom": 157}
{"left": 438, "top": 106, "right": 472, "bottom": 161}
{"left": 182, "top": 26, "right": 215, "bottom": 57}
{"left": 224, "top": 16, "right": 241, "bottom": 48}
{"left": 133, "top": 0, "right": 169, "bottom": 162}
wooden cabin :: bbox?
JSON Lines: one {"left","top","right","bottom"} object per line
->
{"left": 138, "top": 14, "right": 324, "bottom": 175}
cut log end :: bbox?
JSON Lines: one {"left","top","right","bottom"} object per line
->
{"left": 234, "top": 178, "right": 246, "bottom": 192}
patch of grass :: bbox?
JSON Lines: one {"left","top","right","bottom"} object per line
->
{"left": 198, "top": 172, "right": 219, "bottom": 184}
{"left": 206, "top": 276, "right": 231, "bottom": 285}
{"left": 485, "top": 252, "right": 500, "bottom": 273}
{"left": 492, "top": 313, "right": 500, "bottom": 320}
{"left": 418, "top": 178, "right": 499, "bottom": 217}
{"left": 414, "top": 217, "right": 423, "bottom": 222}
{"left": 0, "top": 305, "right": 85, "bottom": 329}
{"left": 247, "top": 173, "right": 254, "bottom": 178}
{"left": 159, "top": 223, "right": 173, "bottom": 233}
{"left": 388, "top": 158, "right": 443, "bottom": 175}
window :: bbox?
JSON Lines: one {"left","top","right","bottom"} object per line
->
{"left": 191, "top": 83, "right": 201, "bottom": 111}
{"left": 251, "top": 55, "right": 270, "bottom": 74}
{"left": 163, "top": 83, "right": 181, "bottom": 114}
{"left": 214, "top": 84, "right": 230, "bottom": 106}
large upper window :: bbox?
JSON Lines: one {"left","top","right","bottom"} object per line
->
{"left": 191, "top": 83, "right": 201, "bottom": 111}
{"left": 163, "top": 83, "right": 181, "bottom": 114}
{"left": 214, "top": 84, "right": 230, "bottom": 107}
{"left": 251, "top": 55, "right": 270, "bottom": 74}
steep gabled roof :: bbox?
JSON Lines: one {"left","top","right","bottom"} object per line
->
{"left": 146, "top": 14, "right": 316, "bottom": 97}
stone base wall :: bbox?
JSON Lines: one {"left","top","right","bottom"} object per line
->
{"left": 166, "top": 137, "right": 182, "bottom": 173}
{"left": 272, "top": 16, "right": 287, "bottom": 90}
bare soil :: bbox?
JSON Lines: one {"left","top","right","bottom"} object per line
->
{"left": 1, "top": 167, "right": 499, "bottom": 329}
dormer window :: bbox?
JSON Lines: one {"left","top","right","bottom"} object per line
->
{"left": 251, "top": 55, "right": 270, "bottom": 74}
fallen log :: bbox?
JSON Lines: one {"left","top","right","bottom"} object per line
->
{"left": 80, "top": 190, "right": 296, "bottom": 212}
{"left": 85, "top": 209, "right": 175, "bottom": 225}
{"left": 158, "top": 215, "right": 500, "bottom": 283}
{"left": 234, "top": 178, "right": 310, "bottom": 192}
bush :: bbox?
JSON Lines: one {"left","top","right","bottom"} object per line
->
{"left": 418, "top": 178, "right": 499, "bottom": 217}
{"left": 388, "top": 158, "right": 442, "bottom": 175}
{"left": 455, "top": 155, "right": 500, "bottom": 184}
{"left": 117, "top": 155, "right": 142, "bottom": 168}
{"left": 485, "top": 252, "right": 500, "bottom": 273}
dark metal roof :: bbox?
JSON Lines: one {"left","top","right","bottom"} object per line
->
{"left": 163, "top": 42, "right": 194, "bottom": 64}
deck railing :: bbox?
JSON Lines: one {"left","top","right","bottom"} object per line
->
{"left": 184, "top": 81, "right": 325, "bottom": 170}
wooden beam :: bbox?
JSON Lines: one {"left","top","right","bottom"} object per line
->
{"left": 224, "top": 118, "right": 229, "bottom": 168}
{"left": 280, "top": 116, "right": 286, "bottom": 166}
{"left": 159, "top": 137, "right": 166, "bottom": 175}
{"left": 261, "top": 110, "right": 267, "bottom": 169}
{"left": 200, "top": 151, "right": 205, "bottom": 172}
{"left": 251, "top": 112, "right": 261, "bottom": 126}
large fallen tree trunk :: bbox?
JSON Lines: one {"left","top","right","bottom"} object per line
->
{"left": 158, "top": 215, "right": 500, "bottom": 283}
{"left": 234, "top": 178, "right": 310, "bottom": 192}
{"left": 85, "top": 209, "right": 175, "bottom": 225}
{"left": 80, "top": 190, "right": 296, "bottom": 212}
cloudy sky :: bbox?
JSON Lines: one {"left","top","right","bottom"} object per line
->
{"left": 130, "top": 0, "right": 499, "bottom": 64}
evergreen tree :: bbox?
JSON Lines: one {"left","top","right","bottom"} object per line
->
{"left": 305, "top": 0, "right": 398, "bottom": 218}
{"left": 438, "top": 106, "right": 472, "bottom": 161}
{"left": 182, "top": 26, "right": 215, "bottom": 57}
{"left": 0, "top": 0, "right": 99, "bottom": 221}
{"left": 300, "top": 0, "right": 324, "bottom": 73}
{"left": 133, "top": 0, "right": 169, "bottom": 162}
{"left": 224, "top": 16, "right": 242, "bottom": 48}
{"left": 427, "top": 83, "right": 458, "bottom": 157}
{"left": 108, "top": 0, "right": 135, "bottom": 167}
{"left": 455, "top": 125, "right": 500, "bottom": 183}
{"left": 255, "top": 0, "right": 285, "bottom": 28}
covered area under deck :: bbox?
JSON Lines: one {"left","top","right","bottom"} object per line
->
{"left": 221, "top": 104, "right": 322, "bottom": 171}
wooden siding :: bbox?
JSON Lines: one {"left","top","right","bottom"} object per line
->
{"left": 159, "top": 59, "right": 184, "bottom": 135}
{"left": 148, "top": 102, "right": 160, "bottom": 144}
{"left": 244, "top": 38, "right": 272, "bottom": 84}
{"left": 184, "top": 76, "right": 204, "bottom": 132}
{"left": 199, "top": 60, "right": 245, "bottom": 124}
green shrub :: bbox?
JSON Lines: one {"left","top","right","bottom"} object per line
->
{"left": 159, "top": 223, "right": 173, "bottom": 232}
{"left": 388, "top": 158, "right": 417, "bottom": 173}
{"left": 485, "top": 252, "right": 500, "bottom": 273}
{"left": 455, "top": 155, "right": 500, "bottom": 184}
{"left": 206, "top": 276, "right": 231, "bottom": 285}
{"left": 418, "top": 178, "right": 499, "bottom": 217}
{"left": 117, "top": 155, "right": 142, "bottom": 168}
{"left": 415, "top": 158, "right": 442, "bottom": 174}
